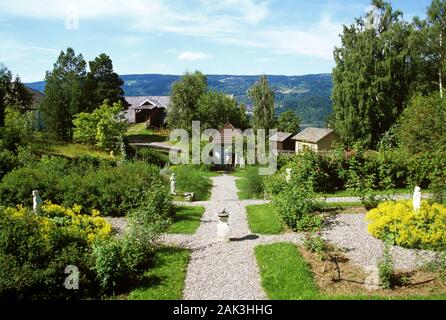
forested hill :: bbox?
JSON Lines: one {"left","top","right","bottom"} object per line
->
{"left": 26, "top": 73, "right": 333, "bottom": 127}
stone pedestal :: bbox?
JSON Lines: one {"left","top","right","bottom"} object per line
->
{"left": 217, "top": 209, "right": 230, "bottom": 242}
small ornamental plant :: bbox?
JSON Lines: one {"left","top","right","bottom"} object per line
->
{"left": 366, "top": 200, "right": 446, "bottom": 250}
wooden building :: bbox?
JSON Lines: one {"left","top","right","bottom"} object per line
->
{"left": 292, "top": 128, "right": 340, "bottom": 154}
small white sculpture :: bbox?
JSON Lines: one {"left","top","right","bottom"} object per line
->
{"left": 110, "top": 150, "right": 114, "bottom": 158}
{"left": 413, "top": 186, "right": 421, "bottom": 212}
{"left": 217, "top": 209, "right": 230, "bottom": 242}
{"left": 32, "top": 190, "right": 43, "bottom": 215}
{"left": 286, "top": 168, "right": 293, "bottom": 183}
{"left": 170, "top": 173, "right": 177, "bottom": 195}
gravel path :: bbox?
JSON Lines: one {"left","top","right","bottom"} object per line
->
{"left": 163, "top": 175, "right": 301, "bottom": 300}
{"left": 323, "top": 213, "right": 437, "bottom": 270}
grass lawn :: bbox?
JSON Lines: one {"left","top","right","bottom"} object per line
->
{"left": 255, "top": 243, "right": 446, "bottom": 300}
{"left": 126, "top": 123, "right": 154, "bottom": 136}
{"left": 128, "top": 247, "right": 190, "bottom": 300}
{"left": 246, "top": 204, "right": 283, "bottom": 235}
{"left": 34, "top": 141, "right": 115, "bottom": 160}
{"left": 255, "top": 243, "right": 320, "bottom": 300}
{"left": 168, "top": 206, "right": 205, "bottom": 234}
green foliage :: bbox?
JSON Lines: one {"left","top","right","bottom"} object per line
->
{"left": 86, "top": 53, "right": 125, "bottom": 108}
{"left": 132, "top": 147, "right": 169, "bottom": 167}
{"left": 0, "top": 205, "right": 105, "bottom": 299}
{"left": 249, "top": 75, "right": 275, "bottom": 131}
{"left": 303, "top": 232, "right": 328, "bottom": 256}
{"left": 73, "top": 100, "right": 128, "bottom": 150}
{"left": 93, "top": 188, "right": 171, "bottom": 293}
{"left": 40, "top": 48, "right": 88, "bottom": 141}
{"left": 397, "top": 94, "right": 446, "bottom": 154}
{"left": 0, "top": 157, "right": 165, "bottom": 217}
{"left": 171, "top": 165, "right": 213, "bottom": 201}
{"left": 0, "top": 65, "right": 32, "bottom": 129}
{"left": 272, "top": 181, "right": 324, "bottom": 232}
{"left": 378, "top": 244, "right": 395, "bottom": 290}
{"left": 166, "top": 71, "right": 208, "bottom": 132}
{"left": 332, "top": 1, "right": 412, "bottom": 148}
{"left": 277, "top": 110, "right": 301, "bottom": 133}
{"left": 197, "top": 91, "right": 247, "bottom": 130}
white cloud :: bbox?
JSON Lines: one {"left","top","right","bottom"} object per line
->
{"left": 178, "top": 51, "right": 213, "bottom": 61}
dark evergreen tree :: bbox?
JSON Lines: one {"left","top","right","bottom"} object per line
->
{"left": 86, "top": 53, "right": 125, "bottom": 111}
{"left": 40, "top": 48, "right": 87, "bottom": 140}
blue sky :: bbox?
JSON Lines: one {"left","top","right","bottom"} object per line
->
{"left": 0, "top": 0, "right": 433, "bottom": 82}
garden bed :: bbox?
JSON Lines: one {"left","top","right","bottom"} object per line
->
{"left": 255, "top": 243, "right": 446, "bottom": 300}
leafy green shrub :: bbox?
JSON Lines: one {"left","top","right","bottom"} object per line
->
{"left": 272, "top": 183, "right": 324, "bottom": 232}
{"left": 0, "top": 158, "right": 165, "bottom": 217}
{"left": 263, "top": 173, "right": 287, "bottom": 198}
{"left": 366, "top": 200, "right": 446, "bottom": 250}
{"left": 378, "top": 244, "right": 395, "bottom": 289}
{"left": 61, "top": 162, "right": 162, "bottom": 216}
{"left": 132, "top": 147, "right": 169, "bottom": 167}
{"left": 303, "top": 232, "right": 328, "bottom": 256}
{"left": 171, "top": 165, "right": 213, "bottom": 201}
{"left": 0, "top": 204, "right": 110, "bottom": 299}
{"left": 0, "top": 146, "right": 17, "bottom": 180}
{"left": 0, "top": 156, "right": 69, "bottom": 207}
{"left": 93, "top": 188, "right": 171, "bottom": 293}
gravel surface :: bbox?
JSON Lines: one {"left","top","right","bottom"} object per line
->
{"left": 163, "top": 175, "right": 303, "bottom": 300}
{"left": 126, "top": 174, "right": 438, "bottom": 299}
{"left": 323, "top": 213, "right": 437, "bottom": 270}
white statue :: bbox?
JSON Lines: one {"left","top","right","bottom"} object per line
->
{"left": 413, "top": 186, "right": 421, "bottom": 212}
{"left": 170, "top": 173, "right": 177, "bottom": 195}
{"left": 286, "top": 168, "right": 293, "bottom": 183}
{"left": 32, "top": 190, "right": 43, "bottom": 215}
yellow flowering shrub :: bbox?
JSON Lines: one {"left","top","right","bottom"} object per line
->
{"left": 366, "top": 200, "right": 446, "bottom": 250}
{"left": 4, "top": 202, "right": 112, "bottom": 245}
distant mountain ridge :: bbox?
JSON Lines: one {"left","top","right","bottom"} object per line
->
{"left": 26, "top": 73, "right": 333, "bottom": 127}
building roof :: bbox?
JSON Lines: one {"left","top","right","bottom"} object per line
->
{"left": 292, "top": 128, "right": 335, "bottom": 143}
{"left": 125, "top": 96, "right": 171, "bottom": 110}
{"left": 212, "top": 123, "right": 243, "bottom": 144}
{"left": 123, "top": 96, "right": 171, "bottom": 123}
{"left": 269, "top": 132, "right": 293, "bottom": 142}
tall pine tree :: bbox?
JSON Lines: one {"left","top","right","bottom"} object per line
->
{"left": 40, "top": 48, "right": 87, "bottom": 140}
{"left": 86, "top": 53, "right": 125, "bottom": 111}
{"left": 249, "top": 75, "right": 275, "bottom": 131}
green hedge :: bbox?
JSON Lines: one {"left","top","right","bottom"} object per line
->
{"left": 0, "top": 156, "right": 166, "bottom": 217}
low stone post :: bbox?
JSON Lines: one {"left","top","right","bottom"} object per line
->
{"left": 217, "top": 209, "right": 230, "bottom": 242}
{"left": 413, "top": 186, "right": 421, "bottom": 212}
{"left": 32, "top": 190, "right": 43, "bottom": 215}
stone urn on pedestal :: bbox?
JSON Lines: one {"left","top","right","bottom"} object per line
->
{"left": 217, "top": 209, "right": 230, "bottom": 243}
